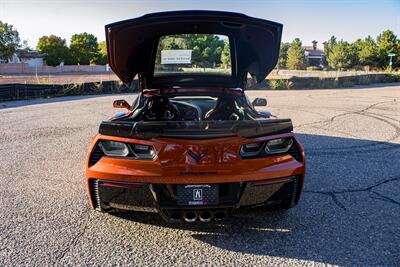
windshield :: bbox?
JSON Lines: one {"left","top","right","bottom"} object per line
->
{"left": 154, "top": 34, "right": 232, "bottom": 77}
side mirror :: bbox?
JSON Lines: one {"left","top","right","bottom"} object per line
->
{"left": 113, "top": 99, "right": 131, "bottom": 110}
{"left": 252, "top": 98, "right": 267, "bottom": 107}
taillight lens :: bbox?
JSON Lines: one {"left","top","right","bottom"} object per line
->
{"left": 240, "top": 142, "right": 263, "bottom": 157}
{"left": 130, "top": 144, "right": 155, "bottom": 159}
{"left": 240, "top": 138, "right": 293, "bottom": 158}
{"left": 98, "top": 140, "right": 155, "bottom": 159}
{"left": 99, "top": 141, "right": 130, "bottom": 157}
{"left": 265, "top": 138, "right": 293, "bottom": 154}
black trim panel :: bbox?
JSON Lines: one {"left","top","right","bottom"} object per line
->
{"left": 98, "top": 119, "right": 293, "bottom": 140}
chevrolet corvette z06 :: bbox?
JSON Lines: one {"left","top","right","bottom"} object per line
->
{"left": 86, "top": 11, "right": 305, "bottom": 222}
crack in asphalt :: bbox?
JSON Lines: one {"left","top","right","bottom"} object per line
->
{"left": 296, "top": 100, "right": 397, "bottom": 129}
{"left": 304, "top": 176, "right": 400, "bottom": 210}
{"left": 296, "top": 100, "right": 400, "bottom": 155}
{"left": 53, "top": 209, "right": 91, "bottom": 265}
{"left": 370, "top": 191, "right": 400, "bottom": 207}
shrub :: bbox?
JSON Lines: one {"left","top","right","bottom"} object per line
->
{"left": 93, "top": 82, "right": 104, "bottom": 94}
{"left": 382, "top": 73, "right": 400, "bottom": 83}
{"left": 308, "top": 77, "right": 338, "bottom": 89}
{"left": 306, "top": 66, "right": 319, "bottom": 71}
{"left": 110, "top": 81, "right": 125, "bottom": 93}
{"left": 62, "top": 83, "right": 84, "bottom": 96}
{"left": 358, "top": 75, "right": 371, "bottom": 85}
{"left": 268, "top": 79, "right": 293, "bottom": 90}
{"left": 341, "top": 80, "right": 356, "bottom": 87}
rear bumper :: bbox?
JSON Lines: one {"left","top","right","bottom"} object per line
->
{"left": 88, "top": 175, "right": 303, "bottom": 220}
{"left": 86, "top": 133, "right": 306, "bottom": 221}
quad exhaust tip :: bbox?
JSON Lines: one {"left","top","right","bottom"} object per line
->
{"left": 199, "top": 211, "right": 213, "bottom": 222}
{"left": 171, "top": 210, "right": 228, "bottom": 222}
{"left": 170, "top": 211, "right": 182, "bottom": 222}
{"left": 183, "top": 211, "right": 198, "bottom": 222}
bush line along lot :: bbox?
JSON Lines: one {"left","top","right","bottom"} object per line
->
{"left": 1, "top": 72, "right": 399, "bottom": 101}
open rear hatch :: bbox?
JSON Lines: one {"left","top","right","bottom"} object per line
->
{"left": 106, "top": 10, "right": 282, "bottom": 88}
{"left": 103, "top": 12, "right": 289, "bottom": 139}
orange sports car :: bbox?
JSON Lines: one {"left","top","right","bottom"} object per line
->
{"left": 86, "top": 11, "right": 305, "bottom": 222}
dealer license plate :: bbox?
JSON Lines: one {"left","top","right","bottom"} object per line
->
{"left": 177, "top": 184, "right": 219, "bottom": 206}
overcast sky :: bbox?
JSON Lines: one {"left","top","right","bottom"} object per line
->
{"left": 1, "top": 0, "right": 399, "bottom": 48}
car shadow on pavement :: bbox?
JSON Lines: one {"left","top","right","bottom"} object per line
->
{"left": 111, "top": 133, "right": 400, "bottom": 265}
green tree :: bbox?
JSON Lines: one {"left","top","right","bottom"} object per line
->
{"left": 37, "top": 35, "right": 69, "bottom": 66}
{"left": 322, "top": 36, "right": 337, "bottom": 67}
{"left": 221, "top": 40, "right": 231, "bottom": 68}
{"left": 0, "top": 21, "right": 20, "bottom": 61}
{"left": 327, "top": 41, "right": 357, "bottom": 70}
{"left": 377, "top": 30, "right": 399, "bottom": 68}
{"left": 202, "top": 47, "right": 212, "bottom": 65}
{"left": 96, "top": 40, "right": 107, "bottom": 65}
{"left": 277, "top": 42, "right": 289, "bottom": 69}
{"left": 191, "top": 46, "right": 202, "bottom": 66}
{"left": 69, "top": 33, "right": 99, "bottom": 65}
{"left": 286, "top": 38, "right": 307, "bottom": 70}
{"left": 324, "top": 36, "right": 337, "bottom": 56}
{"left": 354, "top": 36, "right": 380, "bottom": 67}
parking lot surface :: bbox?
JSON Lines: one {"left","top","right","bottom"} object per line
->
{"left": 1, "top": 84, "right": 399, "bottom": 266}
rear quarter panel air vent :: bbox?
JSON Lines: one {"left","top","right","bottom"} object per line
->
{"left": 88, "top": 143, "right": 104, "bottom": 166}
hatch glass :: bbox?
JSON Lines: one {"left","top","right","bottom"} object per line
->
{"left": 154, "top": 34, "right": 232, "bottom": 77}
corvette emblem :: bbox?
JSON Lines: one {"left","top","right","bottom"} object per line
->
{"left": 187, "top": 147, "right": 208, "bottom": 162}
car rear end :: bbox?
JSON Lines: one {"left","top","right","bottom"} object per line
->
{"left": 86, "top": 131, "right": 305, "bottom": 222}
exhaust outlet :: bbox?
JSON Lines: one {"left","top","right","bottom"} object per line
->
{"left": 169, "top": 211, "right": 182, "bottom": 222}
{"left": 183, "top": 211, "right": 198, "bottom": 222}
{"left": 213, "top": 210, "right": 228, "bottom": 221}
{"left": 199, "top": 211, "right": 213, "bottom": 222}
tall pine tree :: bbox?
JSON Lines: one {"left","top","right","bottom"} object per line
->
{"left": 286, "top": 38, "right": 307, "bottom": 70}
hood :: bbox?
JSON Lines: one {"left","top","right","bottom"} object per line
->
{"left": 105, "top": 10, "right": 282, "bottom": 88}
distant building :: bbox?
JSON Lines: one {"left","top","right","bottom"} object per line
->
{"left": 303, "top": 40, "right": 325, "bottom": 67}
{"left": 8, "top": 49, "right": 45, "bottom": 67}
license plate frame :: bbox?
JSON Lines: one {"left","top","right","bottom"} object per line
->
{"left": 177, "top": 184, "right": 219, "bottom": 206}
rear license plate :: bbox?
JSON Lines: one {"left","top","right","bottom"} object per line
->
{"left": 177, "top": 184, "right": 219, "bottom": 206}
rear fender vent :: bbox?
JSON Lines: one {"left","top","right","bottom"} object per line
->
{"left": 88, "top": 142, "right": 104, "bottom": 166}
{"left": 89, "top": 179, "right": 101, "bottom": 210}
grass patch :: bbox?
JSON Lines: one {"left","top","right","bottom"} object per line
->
{"left": 268, "top": 79, "right": 293, "bottom": 90}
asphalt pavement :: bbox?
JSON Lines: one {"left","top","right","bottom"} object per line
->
{"left": 0, "top": 84, "right": 399, "bottom": 266}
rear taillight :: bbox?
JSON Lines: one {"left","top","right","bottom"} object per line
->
{"left": 240, "top": 137, "right": 294, "bottom": 158}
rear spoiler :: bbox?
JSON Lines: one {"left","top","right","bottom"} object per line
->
{"left": 98, "top": 119, "right": 293, "bottom": 140}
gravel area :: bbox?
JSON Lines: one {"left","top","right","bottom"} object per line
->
{"left": 0, "top": 84, "right": 399, "bottom": 266}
